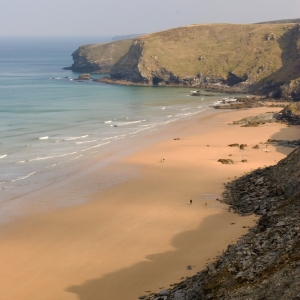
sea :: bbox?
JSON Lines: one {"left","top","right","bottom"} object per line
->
{"left": 0, "top": 36, "right": 241, "bottom": 223}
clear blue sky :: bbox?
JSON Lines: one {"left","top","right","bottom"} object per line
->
{"left": 0, "top": 0, "right": 299, "bottom": 37}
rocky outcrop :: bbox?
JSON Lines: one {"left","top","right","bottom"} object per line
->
{"left": 77, "top": 73, "right": 91, "bottom": 80}
{"left": 141, "top": 147, "right": 300, "bottom": 299}
{"left": 232, "top": 112, "right": 281, "bottom": 126}
{"left": 110, "top": 40, "right": 149, "bottom": 83}
{"left": 64, "top": 39, "right": 134, "bottom": 73}
{"left": 281, "top": 102, "right": 300, "bottom": 124}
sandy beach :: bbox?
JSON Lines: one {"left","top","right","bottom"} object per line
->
{"left": 0, "top": 107, "right": 298, "bottom": 300}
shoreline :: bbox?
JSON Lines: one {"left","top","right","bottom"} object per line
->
{"left": 95, "top": 77, "right": 250, "bottom": 94}
{"left": 0, "top": 107, "right": 299, "bottom": 299}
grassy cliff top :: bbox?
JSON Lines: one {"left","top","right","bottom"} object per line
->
{"left": 73, "top": 39, "right": 135, "bottom": 65}
{"left": 136, "top": 23, "right": 299, "bottom": 82}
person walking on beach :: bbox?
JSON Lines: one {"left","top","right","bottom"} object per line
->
{"left": 190, "top": 199, "right": 192, "bottom": 205}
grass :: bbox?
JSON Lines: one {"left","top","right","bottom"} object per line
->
{"left": 134, "top": 23, "right": 299, "bottom": 83}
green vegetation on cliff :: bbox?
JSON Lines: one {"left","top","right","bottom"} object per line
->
{"left": 111, "top": 23, "right": 300, "bottom": 90}
{"left": 68, "top": 21, "right": 300, "bottom": 99}
{"left": 66, "top": 39, "right": 134, "bottom": 73}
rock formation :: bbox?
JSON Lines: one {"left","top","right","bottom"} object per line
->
{"left": 67, "top": 20, "right": 300, "bottom": 99}
{"left": 64, "top": 39, "right": 134, "bottom": 73}
{"left": 141, "top": 147, "right": 300, "bottom": 299}
{"left": 281, "top": 102, "right": 300, "bottom": 124}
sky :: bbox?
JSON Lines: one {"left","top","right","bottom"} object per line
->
{"left": 0, "top": 0, "right": 299, "bottom": 37}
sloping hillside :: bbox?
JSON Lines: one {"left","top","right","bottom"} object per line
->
{"left": 107, "top": 23, "right": 300, "bottom": 98}
{"left": 66, "top": 21, "right": 300, "bottom": 98}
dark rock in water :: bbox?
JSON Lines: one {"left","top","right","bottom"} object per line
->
{"left": 241, "top": 159, "right": 248, "bottom": 162}
{"left": 252, "top": 145, "right": 260, "bottom": 149}
{"left": 77, "top": 73, "right": 91, "bottom": 80}
{"left": 228, "top": 143, "right": 239, "bottom": 147}
{"left": 239, "top": 144, "right": 247, "bottom": 150}
{"left": 218, "top": 159, "right": 234, "bottom": 164}
{"left": 174, "top": 138, "right": 180, "bottom": 140}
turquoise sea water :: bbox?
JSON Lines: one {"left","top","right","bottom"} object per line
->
{"left": 0, "top": 37, "right": 240, "bottom": 221}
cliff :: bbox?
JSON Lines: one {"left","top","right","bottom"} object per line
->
{"left": 108, "top": 22, "right": 300, "bottom": 99}
{"left": 66, "top": 21, "right": 300, "bottom": 99}
{"left": 64, "top": 39, "right": 134, "bottom": 73}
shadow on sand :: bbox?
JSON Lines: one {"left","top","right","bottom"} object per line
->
{"left": 268, "top": 124, "right": 300, "bottom": 155}
{"left": 66, "top": 126, "right": 298, "bottom": 300}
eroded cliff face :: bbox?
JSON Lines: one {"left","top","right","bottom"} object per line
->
{"left": 110, "top": 40, "right": 148, "bottom": 82}
{"left": 64, "top": 39, "right": 134, "bottom": 73}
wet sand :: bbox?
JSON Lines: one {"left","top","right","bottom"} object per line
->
{"left": 0, "top": 107, "right": 298, "bottom": 300}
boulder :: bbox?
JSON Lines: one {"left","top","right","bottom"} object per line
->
{"left": 218, "top": 159, "right": 234, "bottom": 164}
{"left": 281, "top": 102, "right": 300, "bottom": 124}
{"left": 78, "top": 73, "right": 91, "bottom": 80}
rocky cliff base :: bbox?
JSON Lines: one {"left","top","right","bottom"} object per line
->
{"left": 139, "top": 147, "right": 300, "bottom": 300}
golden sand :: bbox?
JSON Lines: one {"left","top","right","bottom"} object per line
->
{"left": 0, "top": 107, "right": 298, "bottom": 300}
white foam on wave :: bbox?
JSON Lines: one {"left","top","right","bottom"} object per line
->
{"left": 0, "top": 155, "right": 7, "bottom": 159}
{"left": 11, "top": 171, "right": 36, "bottom": 182}
{"left": 80, "top": 141, "right": 111, "bottom": 152}
{"left": 167, "top": 115, "right": 172, "bottom": 118}
{"left": 76, "top": 140, "right": 97, "bottom": 144}
{"left": 104, "top": 120, "right": 112, "bottom": 124}
{"left": 117, "top": 120, "right": 143, "bottom": 126}
{"left": 161, "top": 107, "right": 165, "bottom": 110}
{"left": 39, "top": 136, "right": 48, "bottom": 140}
{"left": 181, "top": 108, "right": 190, "bottom": 111}
{"left": 64, "top": 135, "right": 88, "bottom": 141}
{"left": 65, "top": 155, "right": 83, "bottom": 163}
{"left": 103, "top": 136, "right": 119, "bottom": 141}
{"left": 29, "top": 151, "right": 78, "bottom": 162}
